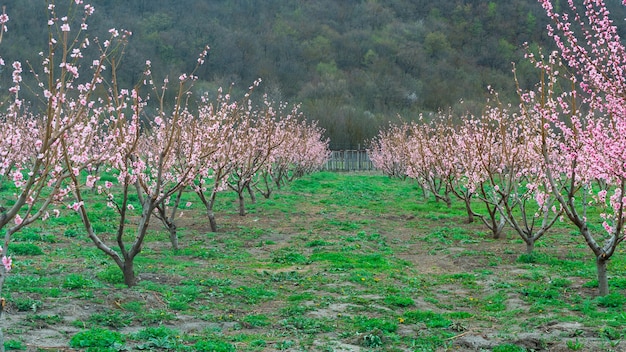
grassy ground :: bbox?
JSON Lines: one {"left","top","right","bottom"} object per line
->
{"left": 2, "top": 172, "right": 626, "bottom": 351}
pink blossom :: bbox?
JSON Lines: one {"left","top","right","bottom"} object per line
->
{"left": 86, "top": 175, "right": 97, "bottom": 188}
{"left": 2, "top": 256, "right": 12, "bottom": 272}
{"left": 14, "top": 214, "right": 23, "bottom": 225}
{"left": 603, "top": 221, "right": 612, "bottom": 234}
{"left": 186, "top": 202, "right": 192, "bottom": 207}
{"left": 61, "top": 23, "right": 70, "bottom": 32}
{"left": 105, "top": 181, "right": 113, "bottom": 189}
{"left": 69, "top": 202, "right": 83, "bottom": 211}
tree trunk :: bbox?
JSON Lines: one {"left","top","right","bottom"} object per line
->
{"left": 206, "top": 189, "right": 219, "bottom": 232}
{"left": 168, "top": 223, "right": 178, "bottom": 251}
{"left": 247, "top": 183, "right": 257, "bottom": 204}
{"left": 525, "top": 239, "right": 535, "bottom": 254}
{"left": 122, "top": 260, "right": 137, "bottom": 287}
{"left": 597, "top": 256, "right": 609, "bottom": 296}
{"left": 208, "top": 211, "right": 217, "bottom": 232}
{"left": 464, "top": 198, "right": 474, "bottom": 224}
{"left": 492, "top": 217, "right": 506, "bottom": 239}
{"left": 444, "top": 194, "right": 452, "bottom": 208}
{"left": 238, "top": 191, "right": 246, "bottom": 216}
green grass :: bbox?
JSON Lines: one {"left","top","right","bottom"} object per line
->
{"left": 0, "top": 172, "right": 623, "bottom": 351}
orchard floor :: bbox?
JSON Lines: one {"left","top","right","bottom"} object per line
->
{"left": 2, "top": 172, "right": 625, "bottom": 351}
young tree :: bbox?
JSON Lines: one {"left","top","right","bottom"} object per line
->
{"left": 477, "top": 93, "right": 562, "bottom": 253}
{"left": 257, "top": 118, "right": 329, "bottom": 196}
{"left": 369, "top": 122, "right": 410, "bottom": 180}
{"left": 405, "top": 118, "right": 452, "bottom": 206}
{"left": 0, "top": 1, "right": 123, "bottom": 347}
{"left": 446, "top": 116, "right": 481, "bottom": 224}
{"left": 65, "top": 44, "right": 210, "bottom": 286}
{"left": 193, "top": 85, "right": 252, "bottom": 232}
{"left": 226, "top": 97, "right": 294, "bottom": 216}
{"left": 455, "top": 113, "right": 507, "bottom": 239}
{"left": 534, "top": 0, "right": 626, "bottom": 294}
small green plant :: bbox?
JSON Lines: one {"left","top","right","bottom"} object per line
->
{"left": 12, "top": 297, "right": 42, "bottom": 312}
{"left": 13, "top": 228, "right": 42, "bottom": 242}
{"left": 194, "top": 340, "right": 235, "bottom": 352}
{"left": 280, "top": 316, "right": 332, "bottom": 334}
{"left": 362, "top": 332, "right": 384, "bottom": 347}
{"left": 63, "top": 228, "right": 80, "bottom": 237}
{"left": 271, "top": 248, "right": 309, "bottom": 264}
{"left": 384, "top": 294, "right": 415, "bottom": 307}
{"left": 136, "top": 336, "right": 178, "bottom": 350}
{"left": 9, "top": 243, "right": 44, "bottom": 256}
{"left": 120, "top": 301, "right": 144, "bottom": 313}
{"left": 227, "top": 286, "right": 277, "bottom": 304}
{"left": 600, "top": 326, "right": 623, "bottom": 340}
{"left": 276, "top": 340, "right": 295, "bottom": 350}
{"left": 492, "top": 344, "right": 527, "bottom": 352}
{"left": 596, "top": 293, "right": 626, "bottom": 308}
{"left": 69, "top": 328, "right": 125, "bottom": 350}
{"left": 305, "top": 239, "right": 333, "bottom": 247}
{"left": 87, "top": 310, "right": 133, "bottom": 329}
{"left": 63, "top": 274, "right": 97, "bottom": 290}
{"left": 403, "top": 310, "right": 452, "bottom": 328}
{"left": 25, "top": 314, "right": 63, "bottom": 327}
{"left": 140, "top": 309, "right": 176, "bottom": 325}
{"left": 250, "top": 339, "right": 267, "bottom": 347}
{"left": 352, "top": 316, "right": 397, "bottom": 333}
{"left": 134, "top": 325, "right": 180, "bottom": 340}
{"left": 242, "top": 314, "right": 271, "bottom": 328}
{"left": 566, "top": 338, "right": 584, "bottom": 350}
{"left": 97, "top": 266, "right": 125, "bottom": 285}
{"left": 4, "top": 340, "right": 26, "bottom": 350}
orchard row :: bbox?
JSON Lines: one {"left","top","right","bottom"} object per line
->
{"left": 0, "top": 1, "right": 329, "bottom": 292}
{"left": 369, "top": 0, "right": 626, "bottom": 296}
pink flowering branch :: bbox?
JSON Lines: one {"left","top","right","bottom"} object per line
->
{"left": 521, "top": 18, "right": 625, "bottom": 294}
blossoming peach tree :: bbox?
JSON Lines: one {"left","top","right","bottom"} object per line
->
{"left": 532, "top": 0, "right": 626, "bottom": 295}
{"left": 64, "top": 51, "right": 211, "bottom": 287}
{"left": 0, "top": 0, "right": 128, "bottom": 347}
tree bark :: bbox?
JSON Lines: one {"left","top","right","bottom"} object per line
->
{"left": 464, "top": 198, "right": 474, "bottom": 224}
{"left": 525, "top": 239, "right": 535, "bottom": 255}
{"left": 597, "top": 256, "right": 609, "bottom": 296}
{"left": 122, "top": 260, "right": 137, "bottom": 287}
{"left": 247, "top": 183, "right": 257, "bottom": 203}
{"left": 206, "top": 188, "right": 219, "bottom": 232}
{"left": 168, "top": 223, "right": 178, "bottom": 251}
{"left": 238, "top": 191, "right": 246, "bottom": 216}
{"left": 492, "top": 217, "right": 506, "bottom": 239}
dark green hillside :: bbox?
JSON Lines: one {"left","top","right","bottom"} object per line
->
{"left": 2, "top": 0, "right": 626, "bottom": 148}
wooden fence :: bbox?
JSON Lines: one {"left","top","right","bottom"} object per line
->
{"left": 324, "top": 150, "right": 374, "bottom": 171}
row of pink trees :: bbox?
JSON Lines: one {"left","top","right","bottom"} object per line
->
{"left": 0, "top": 0, "right": 329, "bottom": 298}
{"left": 191, "top": 85, "right": 330, "bottom": 233}
{"left": 369, "top": 105, "right": 561, "bottom": 254}
{"left": 370, "top": 0, "right": 626, "bottom": 296}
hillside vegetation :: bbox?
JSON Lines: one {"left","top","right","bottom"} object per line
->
{"left": 2, "top": 0, "right": 626, "bottom": 148}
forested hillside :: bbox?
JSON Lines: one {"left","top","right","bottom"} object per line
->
{"left": 2, "top": 0, "right": 626, "bottom": 148}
